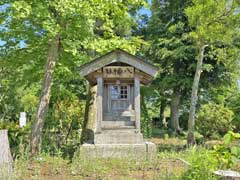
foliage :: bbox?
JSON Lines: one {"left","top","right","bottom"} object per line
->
{"left": 144, "top": 0, "right": 240, "bottom": 135}
{"left": 0, "top": 0, "right": 147, "bottom": 155}
{"left": 42, "top": 96, "right": 85, "bottom": 158}
{"left": 193, "top": 131, "right": 204, "bottom": 144}
{"left": 180, "top": 147, "right": 218, "bottom": 180}
{"left": 185, "top": 0, "right": 240, "bottom": 144}
{"left": 196, "top": 103, "right": 234, "bottom": 138}
{"left": 185, "top": 0, "right": 240, "bottom": 45}
{"left": 227, "top": 93, "right": 240, "bottom": 131}
{"left": 0, "top": 0, "right": 240, "bottom": 170}
{"left": 11, "top": 140, "right": 240, "bottom": 180}
{"left": 141, "top": 87, "right": 156, "bottom": 137}
{"left": 145, "top": 0, "right": 197, "bottom": 132}
{"left": 19, "top": 85, "right": 39, "bottom": 121}
{"left": 213, "top": 131, "right": 240, "bottom": 169}
{"left": 0, "top": 121, "right": 30, "bottom": 158}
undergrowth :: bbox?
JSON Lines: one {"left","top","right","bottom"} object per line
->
{"left": 10, "top": 132, "right": 240, "bottom": 180}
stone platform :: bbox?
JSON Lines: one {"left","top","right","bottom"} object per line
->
{"left": 94, "top": 129, "right": 144, "bottom": 144}
{"left": 80, "top": 141, "right": 156, "bottom": 160}
{"left": 80, "top": 128, "right": 156, "bottom": 160}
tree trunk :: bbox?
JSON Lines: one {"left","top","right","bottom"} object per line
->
{"left": 187, "top": 44, "right": 208, "bottom": 145}
{"left": 30, "top": 35, "right": 60, "bottom": 155}
{"left": 0, "top": 130, "right": 13, "bottom": 179}
{"left": 160, "top": 99, "right": 166, "bottom": 126}
{"left": 170, "top": 90, "right": 181, "bottom": 133}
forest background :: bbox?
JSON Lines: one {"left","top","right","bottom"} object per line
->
{"left": 0, "top": 0, "right": 240, "bottom": 158}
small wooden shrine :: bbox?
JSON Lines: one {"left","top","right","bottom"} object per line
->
{"left": 79, "top": 49, "right": 158, "bottom": 158}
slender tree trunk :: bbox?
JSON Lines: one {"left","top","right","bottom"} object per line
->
{"left": 0, "top": 130, "right": 13, "bottom": 179}
{"left": 170, "top": 90, "right": 181, "bottom": 133}
{"left": 30, "top": 35, "right": 60, "bottom": 155}
{"left": 187, "top": 44, "right": 208, "bottom": 145}
{"left": 160, "top": 99, "right": 166, "bottom": 125}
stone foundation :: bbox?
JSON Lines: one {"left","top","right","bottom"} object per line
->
{"left": 80, "top": 142, "right": 156, "bottom": 160}
{"left": 94, "top": 130, "right": 144, "bottom": 144}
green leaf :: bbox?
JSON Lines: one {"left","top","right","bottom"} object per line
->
{"left": 224, "top": 133, "right": 232, "bottom": 144}
{"left": 231, "top": 147, "right": 238, "bottom": 156}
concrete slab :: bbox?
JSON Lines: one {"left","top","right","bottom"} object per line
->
{"left": 80, "top": 141, "right": 156, "bottom": 160}
{"left": 94, "top": 132, "right": 144, "bottom": 144}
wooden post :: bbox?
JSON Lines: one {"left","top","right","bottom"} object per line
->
{"left": 134, "top": 75, "right": 141, "bottom": 132}
{"left": 0, "top": 130, "right": 13, "bottom": 179}
{"left": 96, "top": 75, "right": 103, "bottom": 133}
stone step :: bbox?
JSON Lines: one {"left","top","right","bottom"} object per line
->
{"left": 94, "top": 131, "right": 144, "bottom": 144}
{"left": 101, "top": 126, "right": 136, "bottom": 131}
{"left": 101, "top": 129, "right": 137, "bottom": 134}
{"left": 101, "top": 120, "right": 135, "bottom": 129}
{"left": 80, "top": 142, "right": 157, "bottom": 160}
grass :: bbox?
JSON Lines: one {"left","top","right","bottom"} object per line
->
{"left": 10, "top": 144, "right": 195, "bottom": 180}
{"left": 6, "top": 136, "right": 236, "bottom": 180}
{"left": 150, "top": 128, "right": 224, "bottom": 152}
{"left": 12, "top": 153, "right": 188, "bottom": 180}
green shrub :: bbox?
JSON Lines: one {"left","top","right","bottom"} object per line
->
{"left": 196, "top": 103, "right": 234, "bottom": 138}
{"left": 213, "top": 131, "right": 240, "bottom": 169}
{"left": 41, "top": 96, "right": 85, "bottom": 158}
{"left": 194, "top": 131, "right": 204, "bottom": 144}
{"left": 0, "top": 121, "right": 30, "bottom": 158}
{"left": 180, "top": 148, "right": 218, "bottom": 180}
{"left": 227, "top": 94, "right": 240, "bottom": 131}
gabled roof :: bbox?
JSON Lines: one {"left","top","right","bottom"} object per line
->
{"left": 79, "top": 49, "right": 159, "bottom": 78}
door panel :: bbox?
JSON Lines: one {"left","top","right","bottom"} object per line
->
{"left": 109, "top": 85, "right": 130, "bottom": 111}
{"left": 103, "top": 84, "right": 135, "bottom": 122}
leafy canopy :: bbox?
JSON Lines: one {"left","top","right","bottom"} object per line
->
{"left": 185, "top": 0, "right": 240, "bottom": 45}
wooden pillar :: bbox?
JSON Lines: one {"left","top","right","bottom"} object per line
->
{"left": 134, "top": 75, "right": 141, "bottom": 132}
{"left": 96, "top": 75, "right": 103, "bottom": 133}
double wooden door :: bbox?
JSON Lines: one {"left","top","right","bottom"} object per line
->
{"left": 103, "top": 83, "right": 135, "bottom": 122}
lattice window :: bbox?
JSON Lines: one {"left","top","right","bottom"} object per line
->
{"left": 111, "top": 86, "right": 119, "bottom": 99}
{"left": 110, "top": 85, "right": 129, "bottom": 110}
{"left": 120, "top": 86, "right": 128, "bottom": 99}
{"left": 111, "top": 85, "right": 128, "bottom": 100}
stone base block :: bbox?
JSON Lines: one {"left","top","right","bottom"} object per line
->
{"left": 95, "top": 132, "right": 144, "bottom": 144}
{"left": 80, "top": 142, "right": 156, "bottom": 160}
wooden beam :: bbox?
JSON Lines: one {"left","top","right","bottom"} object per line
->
{"left": 79, "top": 50, "right": 158, "bottom": 78}
{"left": 95, "top": 75, "right": 103, "bottom": 133}
{"left": 134, "top": 75, "right": 141, "bottom": 132}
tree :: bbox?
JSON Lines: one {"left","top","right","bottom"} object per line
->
{"left": 1, "top": 0, "right": 146, "bottom": 155}
{"left": 146, "top": 0, "right": 197, "bottom": 133}
{"left": 185, "top": 0, "right": 240, "bottom": 145}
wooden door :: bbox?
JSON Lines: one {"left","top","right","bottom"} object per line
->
{"left": 109, "top": 85, "right": 130, "bottom": 111}
{"left": 103, "top": 83, "right": 135, "bottom": 124}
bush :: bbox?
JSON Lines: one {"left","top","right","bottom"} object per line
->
{"left": 41, "top": 96, "right": 85, "bottom": 158}
{"left": 0, "top": 121, "right": 30, "bottom": 158}
{"left": 227, "top": 94, "right": 240, "bottom": 131}
{"left": 213, "top": 131, "right": 240, "bottom": 169}
{"left": 180, "top": 148, "right": 218, "bottom": 180}
{"left": 196, "top": 103, "right": 234, "bottom": 138}
{"left": 194, "top": 131, "right": 204, "bottom": 144}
